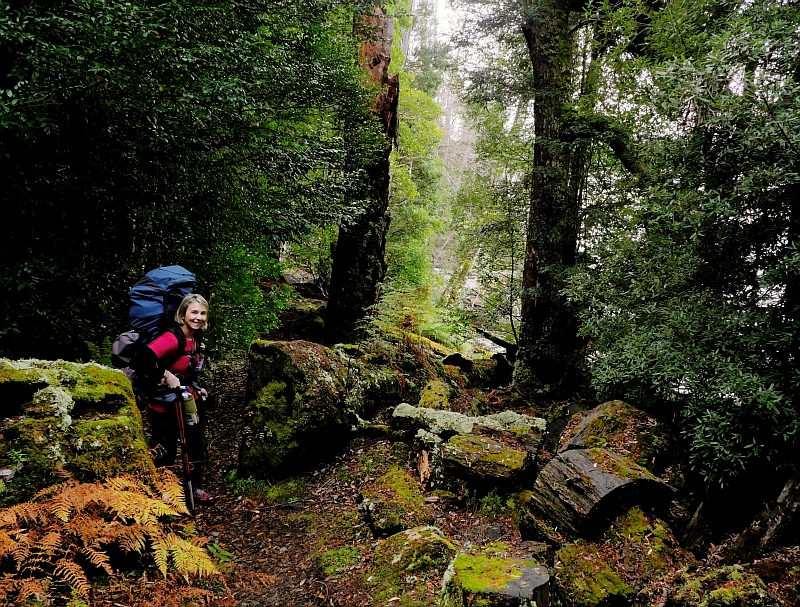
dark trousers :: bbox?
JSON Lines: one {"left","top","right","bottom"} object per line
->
{"left": 148, "top": 404, "right": 206, "bottom": 485}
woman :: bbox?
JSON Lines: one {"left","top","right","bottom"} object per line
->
{"left": 131, "top": 293, "right": 214, "bottom": 504}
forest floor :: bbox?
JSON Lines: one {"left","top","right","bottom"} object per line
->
{"left": 90, "top": 354, "right": 800, "bottom": 607}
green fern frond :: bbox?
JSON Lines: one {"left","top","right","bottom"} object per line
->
{"left": 152, "top": 534, "right": 169, "bottom": 578}
{"left": 165, "top": 533, "right": 219, "bottom": 580}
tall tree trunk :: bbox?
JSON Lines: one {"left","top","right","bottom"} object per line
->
{"left": 513, "top": 1, "right": 581, "bottom": 391}
{"left": 326, "top": 6, "right": 399, "bottom": 343}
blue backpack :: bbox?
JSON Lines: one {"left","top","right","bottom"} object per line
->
{"left": 112, "top": 266, "right": 196, "bottom": 392}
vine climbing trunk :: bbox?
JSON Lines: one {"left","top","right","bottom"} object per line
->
{"left": 513, "top": 0, "right": 583, "bottom": 392}
{"left": 326, "top": 6, "right": 399, "bottom": 343}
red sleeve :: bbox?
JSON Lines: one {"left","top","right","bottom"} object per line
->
{"left": 147, "top": 332, "right": 180, "bottom": 360}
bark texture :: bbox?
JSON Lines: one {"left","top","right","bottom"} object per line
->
{"left": 513, "top": 0, "right": 583, "bottom": 392}
{"left": 526, "top": 447, "right": 674, "bottom": 537}
{"left": 326, "top": 6, "right": 399, "bottom": 343}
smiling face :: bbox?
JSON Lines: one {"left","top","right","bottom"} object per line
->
{"left": 183, "top": 302, "right": 208, "bottom": 333}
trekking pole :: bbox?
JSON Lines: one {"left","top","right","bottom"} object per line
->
{"left": 174, "top": 389, "right": 195, "bottom": 513}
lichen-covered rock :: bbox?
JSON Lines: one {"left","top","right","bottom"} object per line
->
{"left": 559, "top": 401, "right": 670, "bottom": 475}
{"left": 420, "top": 380, "right": 451, "bottom": 410}
{"left": 555, "top": 507, "right": 691, "bottom": 607}
{"left": 392, "top": 404, "right": 545, "bottom": 447}
{"left": 669, "top": 565, "right": 776, "bottom": 607}
{"left": 0, "top": 359, "right": 154, "bottom": 506}
{"left": 525, "top": 448, "right": 674, "bottom": 538}
{"left": 237, "top": 340, "right": 400, "bottom": 477}
{"left": 441, "top": 553, "right": 550, "bottom": 607}
{"left": 440, "top": 434, "right": 529, "bottom": 485}
{"left": 359, "top": 465, "right": 434, "bottom": 536}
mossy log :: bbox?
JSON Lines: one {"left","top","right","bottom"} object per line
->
{"left": 527, "top": 448, "right": 674, "bottom": 538}
{"left": 558, "top": 400, "right": 670, "bottom": 475}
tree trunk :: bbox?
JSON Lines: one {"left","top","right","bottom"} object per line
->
{"left": 326, "top": 6, "right": 399, "bottom": 343}
{"left": 513, "top": 1, "right": 580, "bottom": 391}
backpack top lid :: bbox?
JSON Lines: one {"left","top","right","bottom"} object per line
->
{"left": 126, "top": 266, "right": 196, "bottom": 341}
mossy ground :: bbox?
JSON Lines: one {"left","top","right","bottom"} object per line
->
{"left": 672, "top": 565, "right": 776, "bottom": 607}
{"left": 555, "top": 507, "right": 693, "bottom": 607}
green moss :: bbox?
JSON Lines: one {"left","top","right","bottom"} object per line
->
{"left": 373, "top": 526, "right": 459, "bottom": 574}
{"left": 320, "top": 546, "right": 361, "bottom": 575}
{"left": 557, "top": 543, "right": 634, "bottom": 606}
{"left": 587, "top": 447, "right": 651, "bottom": 480}
{"left": 442, "top": 434, "right": 527, "bottom": 479}
{"left": 605, "top": 507, "right": 674, "bottom": 574}
{"left": 361, "top": 465, "right": 431, "bottom": 536}
{"left": 674, "top": 565, "right": 775, "bottom": 607}
{"left": 419, "top": 380, "right": 450, "bottom": 410}
{"left": 445, "top": 553, "right": 540, "bottom": 601}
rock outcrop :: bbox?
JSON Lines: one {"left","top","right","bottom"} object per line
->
{"left": 0, "top": 359, "right": 154, "bottom": 505}
{"left": 237, "top": 340, "right": 399, "bottom": 477}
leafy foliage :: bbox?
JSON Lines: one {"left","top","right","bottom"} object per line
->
{"left": 0, "top": 470, "right": 218, "bottom": 602}
{"left": 0, "top": 0, "right": 381, "bottom": 358}
{"left": 568, "top": 0, "right": 800, "bottom": 484}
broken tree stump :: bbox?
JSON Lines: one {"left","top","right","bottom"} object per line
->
{"left": 524, "top": 448, "right": 674, "bottom": 538}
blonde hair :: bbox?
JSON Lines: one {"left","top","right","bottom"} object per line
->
{"left": 175, "top": 293, "right": 209, "bottom": 329}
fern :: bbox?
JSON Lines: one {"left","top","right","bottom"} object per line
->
{"left": 165, "top": 533, "right": 219, "bottom": 580}
{"left": 82, "top": 546, "right": 113, "bottom": 575}
{"left": 14, "top": 577, "right": 46, "bottom": 602}
{"left": 0, "top": 469, "right": 219, "bottom": 603}
{"left": 53, "top": 558, "right": 91, "bottom": 597}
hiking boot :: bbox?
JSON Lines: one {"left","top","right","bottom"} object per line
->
{"left": 193, "top": 487, "right": 215, "bottom": 504}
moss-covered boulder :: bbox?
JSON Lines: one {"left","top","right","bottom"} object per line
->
{"left": 420, "top": 380, "right": 451, "bottom": 410}
{"left": 555, "top": 507, "right": 692, "bottom": 607}
{"left": 559, "top": 401, "right": 670, "bottom": 475}
{"left": 359, "top": 465, "right": 434, "bottom": 536}
{"left": 668, "top": 565, "right": 777, "bottom": 607}
{"left": 366, "top": 525, "right": 458, "bottom": 606}
{"left": 374, "top": 525, "right": 460, "bottom": 576}
{"left": 441, "top": 552, "right": 550, "bottom": 607}
{"left": 556, "top": 543, "right": 633, "bottom": 607}
{"left": 440, "top": 434, "right": 529, "bottom": 486}
{"left": 237, "top": 340, "right": 400, "bottom": 477}
{"left": 0, "top": 359, "right": 154, "bottom": 505}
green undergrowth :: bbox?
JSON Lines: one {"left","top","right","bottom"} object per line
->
{"left": 226, "top": 475, "right": 308, "bottom": 504}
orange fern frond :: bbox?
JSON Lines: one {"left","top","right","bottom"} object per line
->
{"left": 36, "top": 530, "right": 63, "bottom": 557}
{"left": 11, "top": 532, "right": 34, "bottom": 570}
{"left": 109, "top": 523, "right": 147, "bottom": 554}
{"left": 0, "top": 501, "right": 47, "bottom": 527}
{"left": 64, "top": 512, "right": 105, "bottom": 546}
{"left": 15, "top": 576, "right": 46, "bottom": 603}
{"left": 53, "top": 558, "right": 90, "bottom": 597}
{"left": 81, "top": 546, "right": 113, "bottom": 575}
{"left": 0, "top": 530, "right": 17, "bottom": 559}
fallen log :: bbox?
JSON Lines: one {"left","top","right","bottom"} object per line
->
{"left": 524, "top": 448, "right": 675, "bottom": 538}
